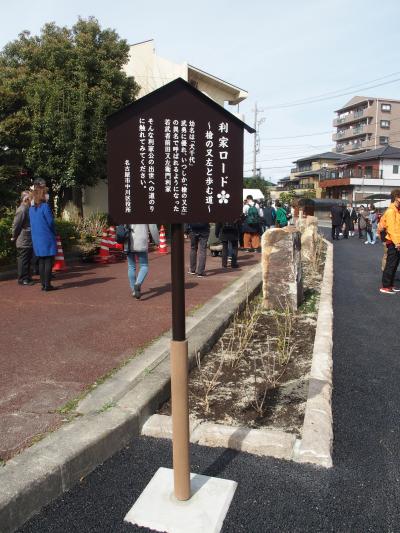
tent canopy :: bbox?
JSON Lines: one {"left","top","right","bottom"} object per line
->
{"left": 243, "top": 188, "right": 264, "bottom": 201}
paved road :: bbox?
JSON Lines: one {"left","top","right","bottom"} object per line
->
{"left": 0, "top": 245, "right": 258, "bottom": 460}
{"left": 18, "top": 235, "right": 400, "bottom": 532}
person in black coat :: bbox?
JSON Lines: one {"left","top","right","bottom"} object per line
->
{"left": 342, "top": 203, "right": 358, "bottom": 238}
{"left": 331, "top": 203, "right": 345, "bottom": 240}
{"left": 11, "top": 191, "right": 34, "bottom": 285}
{"left": 215, "top": 221, "right": 241, "bottom": 268}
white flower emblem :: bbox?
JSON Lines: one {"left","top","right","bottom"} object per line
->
{"left": 217, "top": 190, "right": 230, "bottom": 204}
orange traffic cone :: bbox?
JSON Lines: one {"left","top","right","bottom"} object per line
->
{"left": 53, "top": 235, "right": 68, "bottom": 271}
{"left": 158, "top": 225, "right": 168, "bottom": 254}
{"left": 94, "top": 229, "right": 117, "bottom": 264}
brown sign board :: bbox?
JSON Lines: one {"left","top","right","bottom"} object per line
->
{"left": 107, "top": 78, "right": 254, "bottom": 224}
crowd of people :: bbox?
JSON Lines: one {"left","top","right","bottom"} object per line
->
{"left": 330, "top": 202, "right": 379, "bottom": 243}
{"left": 330, "top": 191, "right": 400, "bottom": 294}
{"left": 11, "top": 189, "right": 293, "bottom": 299}
{"left": 183, "top": 194, "right": 293, "bottom": 279}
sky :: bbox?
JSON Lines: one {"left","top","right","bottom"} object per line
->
{"left": 2, "top": 0, "right": 400, "bottom": 183}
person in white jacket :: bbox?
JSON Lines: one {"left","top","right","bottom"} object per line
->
{"left": 123, "top": 224, "right": 159, "bottom": 299}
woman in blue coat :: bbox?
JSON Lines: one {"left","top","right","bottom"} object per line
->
{"left": 29, "top": 186, "right": 58, "bottom": 291}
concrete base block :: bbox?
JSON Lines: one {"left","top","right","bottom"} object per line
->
{"left": 192, "top": 423, "right": 296, "bottom": 460}
{"left": 124, "top": 467, "right": 237, "bottom": 533}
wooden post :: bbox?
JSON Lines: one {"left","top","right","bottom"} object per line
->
{"left": 170, "top": 223, "right": 190, "bottom": 500}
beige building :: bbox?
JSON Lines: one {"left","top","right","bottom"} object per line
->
{"left": 276, "top": 152, "right": 343, "bottom": 198}
{"left": 333, "top": 96, "right": 400, "bottom": 155}
{"left": 82, "top": 39, "right": 248, "bottom": 216}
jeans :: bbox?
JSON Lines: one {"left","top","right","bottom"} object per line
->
{"left": 38, "top": 256, "right": 54, "bottom": 288}
{"left": 222, "top": 240, "right": 238, "bottom": 267}
{"left": 367, "top": 228, "right": 376, "bottom": 243}
{"left": 127, "top": 251, "right": 148, "bottom": 290}
{"left": 17, "top": 247, "right": 33, "bottom": 282}
{"left": 382, "top": 244, "right": 400, "bottom": 288}
{"left": 189, "top": 232, "right": 209, "bottom": 275}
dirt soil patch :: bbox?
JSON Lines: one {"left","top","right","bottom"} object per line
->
{"left": 159, "top": 239, "right": 326, "bottom": 436}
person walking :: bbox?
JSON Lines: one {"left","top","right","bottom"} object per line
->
{"left": 124, "top": 224, "right": 159, "bottom": 299}
{"left": 343, "top": 203, "right": 357, "bottom": 238}
{"left": 357, "top": 205, "right": 369, "bottom": 239}
{"left": 380, "top": 189, "right": 400, "bottom": 294}
{"left": 275, "top": 201, "right": 288, "bottom": 228}
{"left": 215, "top": 220, "right": 240, "bottom": 269}
{"left": 261, "top": 201, "right": 276, "bottom": 231}
{"left": 330, "top": 203, "right": 345, "bottom": 240}
{"left": 242, "top": 195, "right": 262, "bottom": 251}
{"left": 11, "top": 191, "right": 34, "bottom": 286}
{"left": 29, "top": 185, "right": 57, "bottom": 291}
{"left": 366, "top": 204, "right": 378, "bottom": 244}
{"left": 185, "top": 223, "right": 210, "bottom": 277}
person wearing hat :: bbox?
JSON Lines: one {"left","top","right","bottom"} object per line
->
{"left": 11, "top": 191, "right": 34, "bottom": 285}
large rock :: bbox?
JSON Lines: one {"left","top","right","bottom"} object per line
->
{"left": 261, "top": 227, "right": 303, "bottom": 311}
{"left": 301, "top": 216, "right": 318, "bottom": 261}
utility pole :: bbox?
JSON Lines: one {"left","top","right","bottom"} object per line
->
{"left": 252, "top": 102, "right": 265, "bottom": 178}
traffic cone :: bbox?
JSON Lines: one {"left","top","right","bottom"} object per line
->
{"left": 158, "top": 225, "right": 168, "bottom": 254}
{"left": 94, "top": 229, "right": 117, "bottom": 264}
{"left": 53, "top": 235, "right": 68, "bottom": 271}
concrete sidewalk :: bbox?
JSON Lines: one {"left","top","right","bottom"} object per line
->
{"left": 0, "top": 245, "right": 258, "bottom": 461}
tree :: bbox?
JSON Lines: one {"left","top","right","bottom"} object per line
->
{"left": 0, "top": 17, "right": 139, "bottom": 215}
{"left": 243, "top": 176, "right": 271, "bottom": 200}
{"left": 279, "top": 187, "right": 296, "bottom": 205}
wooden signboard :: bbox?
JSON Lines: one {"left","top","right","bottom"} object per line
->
{"left": 107, "top": 78, "right": 254, "bottom": 224}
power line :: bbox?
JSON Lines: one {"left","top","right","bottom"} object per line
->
{"left": 262, "top": 71, "right": 400, "bottom": 108}
{"left": 263, "top": 77, "right": 400, "bottom": 110}
{"left": 259, "top": 130, "right": 331, "bottom": 141}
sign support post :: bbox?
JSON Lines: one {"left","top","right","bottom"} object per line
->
{"left": 170, "top": 223, "right": 191, "bottom": 501}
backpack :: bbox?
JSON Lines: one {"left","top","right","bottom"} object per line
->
{"left": 116, "top": 224, "right": 130, "bottom": 244}
{"left": 276, "top": 207, "right": 288, "bottom": 228}
{"left": 246, "top": 205, "right": 260, "bottom": 225}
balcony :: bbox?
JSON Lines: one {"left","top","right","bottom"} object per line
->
{"left": 333, "top": 108, "right": 372, "bottom": 127}
{"left": 320, "top": 169, "right": 382, "bottom": 181}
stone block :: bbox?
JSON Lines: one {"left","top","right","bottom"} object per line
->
{"left": 301, "top": 216, "right": 318, "bottom": 261}
{"left": 193, "top": 423, "right": 296, "bottom": 460}
{"left": 261, "top": 227, "right": 303, "bottom": 311}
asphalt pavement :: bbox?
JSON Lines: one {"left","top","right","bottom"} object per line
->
{"left": 18, "top": 234, "right": 400, "bottom": 532}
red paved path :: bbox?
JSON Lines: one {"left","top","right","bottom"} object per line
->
{"left": 0, "top": 245, "right": 258, "bottom": 460}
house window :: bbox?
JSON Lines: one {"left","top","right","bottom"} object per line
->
{"left": 380, "top": 120, "right": 390, "bottom": 129}
{"left": 365, "top": 166, "right": 373, "bottom": 177}
{"left": 393, "top": 165, "right": 399, "bottom": 174}
{"left": 379, "top": 136, "right": 389, "bottom": 145}
{"left": 381, "top": 103, "right": 391, "bottom": 112}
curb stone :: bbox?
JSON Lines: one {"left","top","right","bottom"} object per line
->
{"left": 0, "top": 263, "right": 262, "bottom": 533}
{"left": 293, "top": 239, "right": 334, "bottom": 467}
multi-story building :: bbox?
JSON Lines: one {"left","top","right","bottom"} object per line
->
{"left": 275, "top": 152, "right": 344, "bottom": 198}
{"left": 333, "top": 96, "right": 400, "bottom": 155}
{"left": 319, "top": 145, "right": 400, "bottom": 202}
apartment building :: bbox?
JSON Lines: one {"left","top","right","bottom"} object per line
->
{"left": 333, "top": 96, "right": 400, "bottom": 154}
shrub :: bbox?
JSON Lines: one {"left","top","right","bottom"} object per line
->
{"left": 0, "top": 212, "right": 16, "bottom": 264}
{"left": 55, "top": 219, "right": 79, "bottom": 250}
{"left": 75, "top": 212, "right": 108, "bottom": 243}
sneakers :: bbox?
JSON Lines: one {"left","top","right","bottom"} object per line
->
{"left": 391, "top": 286, "right": 400, "bottom": 292}
{"left": 133, "top": 284, "right": 141, "bottom": 299}
{"left": 197, "top": 273, "right": 205, "bottom": 278}
{"left": 379, "top": 287, "right": 396, "bottom": 294}
{"left": 364, "top": 241, "right": 369, "bottom": 244}
{"left": 187, "top": 270, "right": 196, "bottom": 275}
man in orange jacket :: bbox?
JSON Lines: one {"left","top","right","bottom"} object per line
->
{"left": 380, "top": 189, "right": 400, "bottom": 294}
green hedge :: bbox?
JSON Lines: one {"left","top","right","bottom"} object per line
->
{"left": 0, "top": 215, "right": 15, "bottom": 264}
{"left": 54, "top": 219, "right": 79, "bottom": 250}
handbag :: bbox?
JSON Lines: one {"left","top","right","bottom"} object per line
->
{"left": 116, "top": 224, "right": 130, "bottom": 244}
